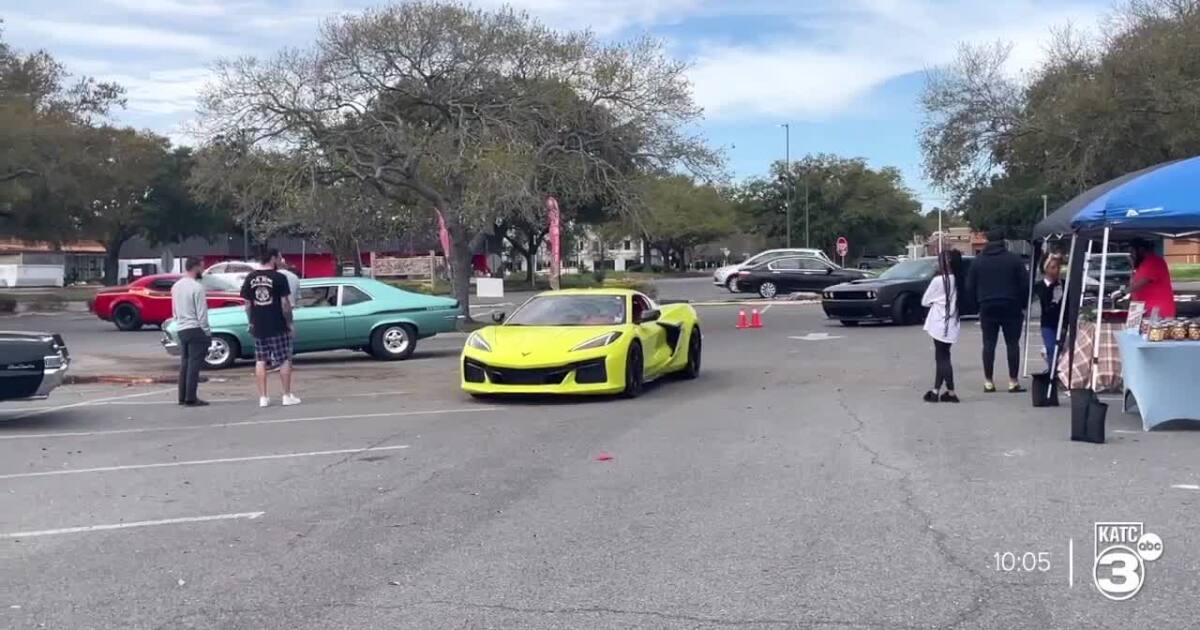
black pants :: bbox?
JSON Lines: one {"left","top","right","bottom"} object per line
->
{"left": 933, "top": 339, "right": 955, "bottom": 391}
{"left": 178, "top": 328, "right": 209, "bottom": 404}
{"left": 981, "top": 315, "right": 1022, "bottom": 382}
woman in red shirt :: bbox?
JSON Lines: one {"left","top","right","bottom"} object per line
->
{"left": 1127, "top": 239, "right": 1176, "bottom": 319}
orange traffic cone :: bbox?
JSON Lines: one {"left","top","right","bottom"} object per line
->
{"left": 736, "top": 309, "right": 749, "bottom": 329}
{"left": 750, "top": 309, "right": 763, "bottom": 328}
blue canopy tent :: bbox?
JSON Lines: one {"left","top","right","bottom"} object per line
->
{"left": 1030, "top": 156, "right": 1200, "bottom": 431}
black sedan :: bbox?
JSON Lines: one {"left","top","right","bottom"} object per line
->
{"left": 821, "top": 256, "right": 977, "bottom": 325}
{"left": 736, "top": 256, "right": 868, "bottom": 299}
{"left": 1, "top": 331, "right": 70, "bottom": 402}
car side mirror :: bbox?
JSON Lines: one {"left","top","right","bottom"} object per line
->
{"left": 637, "top": 308, "right": 661, "bottom": 324}
{"left": 492, "top": 311, "right": 506, "bottom": 324}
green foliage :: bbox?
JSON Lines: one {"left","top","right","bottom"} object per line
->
{"left": 636, "top": 174, "right": 736, "bottom": 268}
{"left": 736, "top": 154, "right": 923, "bottom": 257}
{"left": 921, "top": 1, "right": 1200, "bottom": 235}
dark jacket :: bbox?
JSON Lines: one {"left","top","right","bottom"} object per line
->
{"left": 1032, "top": 278, "right": 1064, "bottom": 329}
{"left": 966, "top": 241, "right": 1028, "bottom": 317}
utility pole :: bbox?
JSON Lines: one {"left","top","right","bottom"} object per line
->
{"left": 781, "top": 123, "right": 791, "bottom": 248}
{"left": 804, "top": 177, "right": 810, "bottom": 248}
{"left": 1042, "top": 194, "right": 1048, "bottom": 220}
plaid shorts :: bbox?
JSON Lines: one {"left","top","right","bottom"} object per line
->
{"left": 253, "top": 334, "right": 294, "bottom": 367}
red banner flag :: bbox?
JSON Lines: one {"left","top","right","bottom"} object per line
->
{"left": 545, "top": 196, "right": 561, "bottom": 289}
{"left": 436, "top": 209, "right": 452, "bottom": 258}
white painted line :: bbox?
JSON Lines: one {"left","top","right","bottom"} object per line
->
{"left": 1, "top": 511, "right": 265, "bottom": 539}
{"left": 0, "top": 407, "right": 497, "bottom": 441}
{"left": 1170, "top": 484, "right": 1200, "bottom": 491}
{"left": 0, "top": 445, "right": 409, "bottom": 480}
{"left": 1113, "top": 429, "right": 1142, "bottom": 434}
{"left": 761, "top": 304, "right": 774, "bottom": 313}
{"left": 3, "top": 387, "right": 175, "bottom": 420}
{"left": 788, "top": 333, "right": 842, "bottom": 341}
{"left": 1068, "top": 538, "right": 1074, "bottom": 587}
{"left": 31, "top": 390, "right": 415, "bottom": 409}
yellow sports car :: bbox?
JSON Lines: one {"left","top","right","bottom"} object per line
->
{"left": 462, "top": 289, "right": 701, "bottom": 397}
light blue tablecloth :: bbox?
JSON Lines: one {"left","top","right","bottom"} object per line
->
{"left": 1116, "top": 330, "right": 1200, "bottom": 430}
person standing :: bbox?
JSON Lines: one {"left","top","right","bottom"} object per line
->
{"left": 1124, "top": 238, "right": 1176, "bottom": 319}
{"left": 967, "top": 229, "right": 1029, "bottom": 393}
{"left": 278, "top": 255, "right": 301, "bottom": 357}
{"left": 171, "top": 257, "right": 211, "bottom": 407}
{"left": 921, "top": 249, "right": 964, "bottom": 403}
{"left": 1033, "top": 255, "right": 1065, "bottom": 369}
{"left": 241, "top": 248, "right": 300, "bottom": 407}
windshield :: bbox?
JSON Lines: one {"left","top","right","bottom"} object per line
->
{"left": 878, "top": 259, "right": 935, "bottom": 280}
{"left": 201, "top": 274, "right": 242, "bottom": 292}
{"left": 507, "top": 295, "right": 626, "bottom": 326}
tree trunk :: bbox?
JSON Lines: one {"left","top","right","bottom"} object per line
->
{"left": 102, "top": 230, "right": 130, "bottom": 286}
{"left": 525, "top": 251, "right": 535, "bottom": 285}
{"left": 641, "top": 237, "right": 653, "bottom": 268}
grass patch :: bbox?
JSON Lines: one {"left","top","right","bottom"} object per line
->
{"left": 1170, "top": 264, "right": 1200, "bottom": 282}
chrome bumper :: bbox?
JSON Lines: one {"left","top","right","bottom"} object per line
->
{"left": 29, "top": 356, "right": 69, "bottom": 399}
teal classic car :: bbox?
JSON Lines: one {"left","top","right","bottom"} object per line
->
{"left": 162, "top": 277, "right": 460, "bottom": 369}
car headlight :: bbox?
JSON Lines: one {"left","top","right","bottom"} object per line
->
{"left": 867, "top": 291, "right": 876, "bottom": 299}
{"left": 467, "top": 332, "right": 492, "bottom": 352}
{"left": 571, "top": 331, "right": 623, "bottom": 352}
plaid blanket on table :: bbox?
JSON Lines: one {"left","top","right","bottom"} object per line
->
{"left": 1056, "top": 321, "right": 1123, "bottom": 393}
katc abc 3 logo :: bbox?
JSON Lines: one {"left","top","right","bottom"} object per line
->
{"left": 1093, "top": 522, "right": 1163, "bottom": 601}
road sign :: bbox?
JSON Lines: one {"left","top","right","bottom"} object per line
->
{"left": 836, "top": 236, "right": 849, "bottom": 258}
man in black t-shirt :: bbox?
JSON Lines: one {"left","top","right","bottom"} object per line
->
{"left": 240, "top": 248, "right": 299, "bottom": 408}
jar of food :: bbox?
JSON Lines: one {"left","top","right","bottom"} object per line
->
{"left": 1190, "top": 320, "right": 1200, "bottom": 341}
{"left": 1140, "top": 318, "right": 1153, "bottom": 337}
{"left": 1149, "top": 323, "right": 1168, "bottom": 342}
{"left": 1171, "top": 320, "right": 1189, "bottom": 341}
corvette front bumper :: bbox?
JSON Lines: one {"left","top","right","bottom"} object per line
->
{"left": 461, "top": 350, "right": 626, "bottom": 395}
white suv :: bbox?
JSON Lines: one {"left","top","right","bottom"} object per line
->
{"left": 713, "top": 248, "right": 832, "bottom": 292}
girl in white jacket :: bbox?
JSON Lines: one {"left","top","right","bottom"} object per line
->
{"left": 921, "top": 249, "right": 965, "bottom": 403}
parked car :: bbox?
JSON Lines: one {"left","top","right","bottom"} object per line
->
{"left": 204, "top": 260, "right": 259, "bottom": 286}
{"left": 92, "top": 273, "right": 245, "bottom": 331}
{"left": 162, "top": 277, "right": 461, "bottom": 369}
{"left": 713, "top": 248, "right": 832, "bottom": 292}
{"left": 821, "top": 256, "right": 977, "bottom": 325}
{"left": 1082, "top": 253, "right": 1133, "bottom": 296}
{"left": 736, "top": 256, "right": 867, "bottom": 299}
{"left": 856, "top": 255, "right": 898, "bottom": 270}
{"left": 0, "top": 332, "right": 69, "bottom": 402}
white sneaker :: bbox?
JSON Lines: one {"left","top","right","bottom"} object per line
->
{"left": 259, "top": 397, "right": 270, "bottom": 408}
{"left": 281, "top": 394, "right": 301, "bottom": 407}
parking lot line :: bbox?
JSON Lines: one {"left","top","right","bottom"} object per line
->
{"left": 1170, "top": 484, "right": 1199, "bottom": 490}
{"left": 0, "top": 407, "right": 498, "bottom": 441}
{"left": 4, "top": 387, "right": 176, "bottom": 420}
{"left": 1, "top": 512, "right": 265, "bottom": 539}
{"left": 7, "top": 390, "right": 417, "bottom": 411}
{"left": 0, "top": 445, "right": 410, "bottom": 480}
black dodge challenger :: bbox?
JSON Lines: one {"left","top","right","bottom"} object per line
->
{"left": 821, "top": 256, "right": 977, "bottom": 326}
{"left": 1, "top": 331, "right": 70, "bottom": 402}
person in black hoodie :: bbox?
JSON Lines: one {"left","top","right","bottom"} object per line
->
{"left": 966, "top": 229, "right": 1029, "bottom": 393}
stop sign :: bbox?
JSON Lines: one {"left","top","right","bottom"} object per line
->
{"left": 836, "top": 236, "right": 849, "bottom": 258}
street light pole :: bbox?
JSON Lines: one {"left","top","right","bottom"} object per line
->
{"left": 1042, "top": 194, "right": 1048, "bottom": 220}
{"left": 781, "top": 123, "right": 791, "bottom": 248}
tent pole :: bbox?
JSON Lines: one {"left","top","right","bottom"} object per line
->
{"left": 1021, "top": 238, "right": 1044, "bottom": 377}
{"left": 1089, "top": 228, "right": 1112, "bottom": 391}
{"left": 1067, "top": 239, "right": 1095, "bottom": 389}
{"left": 1048, "top": 234, "right": 1077, "bottom": 394}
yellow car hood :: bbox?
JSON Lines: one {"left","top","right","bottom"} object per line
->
{"left": 476, "top": 325, "right": 624, "bottom": 363}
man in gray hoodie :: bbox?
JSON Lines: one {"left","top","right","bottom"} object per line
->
{"left": 171, "top": 257, "right": 211, "bottom": 406}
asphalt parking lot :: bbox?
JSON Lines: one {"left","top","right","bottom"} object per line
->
{"left": 3, "top": 278, "right": 1199, "bottom": 629}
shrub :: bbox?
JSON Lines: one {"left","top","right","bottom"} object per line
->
{"left": 591, "top": 269, "right": 607, "bottom": 284}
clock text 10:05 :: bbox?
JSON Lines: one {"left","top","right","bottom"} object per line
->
{"left": 992, "top": 552, "right": 1051, "bottom": 572}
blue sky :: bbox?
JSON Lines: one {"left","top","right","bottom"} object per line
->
{"left": 1, "top": 0, "right": 1112, "bottom": 208}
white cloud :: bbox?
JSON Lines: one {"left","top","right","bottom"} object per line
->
{"left": 474, "top": 0, "right": 701, "bottom": 34}
{"left": 20, "top": 18, "right": 241, "bottom": 57}
{"left": 99, "top": 67, "right": 213, "bottom": 116}
{"left": 98, "top": 0, "right": 238, "bottom": 17}
{"left": 685, "top": 0, "right": 1103, "bottom": 120}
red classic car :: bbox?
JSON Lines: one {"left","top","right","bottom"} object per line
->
{"left": 92, "top": 274, "right": 245, "bottom": 331}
